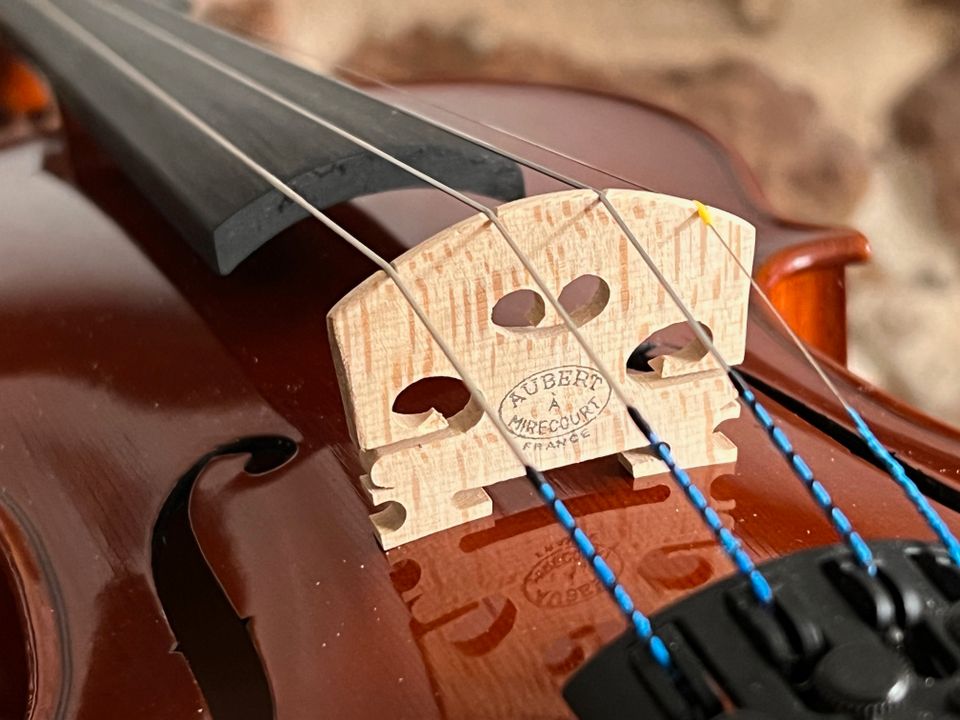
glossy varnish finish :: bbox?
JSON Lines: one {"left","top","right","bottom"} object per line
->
{"left": 1, "top": 79, "right": 960, "bottom": 720}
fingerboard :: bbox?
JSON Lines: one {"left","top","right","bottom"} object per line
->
{"left": 1, "top": 0, "right": 523, "bottom": 273}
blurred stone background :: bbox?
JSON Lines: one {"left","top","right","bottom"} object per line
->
{"left": 173, "top": 1, "right": 960, "bottom": 427}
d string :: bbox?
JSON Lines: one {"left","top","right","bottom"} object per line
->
{"left": 97, "top": 0, "right": 776, "bottom": 606}
{"left": 128, "top": 0, "right": 875, "bottom": 578}
{"left": 328, "top": 62, "right": 960, "bottom": 570}
{"left": 33, "top": 0, "right": 678, "bottom": 669}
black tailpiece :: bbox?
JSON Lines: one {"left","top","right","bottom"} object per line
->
{"left": 564, "top": 540, "right": 960, "bottom": 719}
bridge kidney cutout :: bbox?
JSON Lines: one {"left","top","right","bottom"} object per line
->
{"left": 491, "top": 275, "right": 611, "bottom": 331}
{"left": 491, "top": 289, "right": 545, "bottom": 328}
{"left": 558, "top": 275, "right": 610, "bottom": 326}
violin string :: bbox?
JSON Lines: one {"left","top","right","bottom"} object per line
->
{"left": 96, "top": 0, "right": 776, "bottom": 606}
{"left": 126, "top": 0, "right": 878, "bottom": 576}
{"left": 326, "top": 64, "right": 960, "bottom": 570}
{"left": 31, "top": 0, "right": 680, "bottom": 670}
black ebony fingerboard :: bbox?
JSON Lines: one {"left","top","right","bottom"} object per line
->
{"left": 1, "top": 0, "right": 523, "bottom": 273}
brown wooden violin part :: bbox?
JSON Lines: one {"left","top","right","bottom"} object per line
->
{"left": 2, "top": 2, "right": 960, "bottom": 719}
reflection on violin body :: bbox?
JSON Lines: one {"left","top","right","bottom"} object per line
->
{"left": 385, "top": 463, "right": 731, "bottom": 718}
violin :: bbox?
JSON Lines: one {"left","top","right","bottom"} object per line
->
{"left": 2, "top": 2, "right": 960, "bottom": 719}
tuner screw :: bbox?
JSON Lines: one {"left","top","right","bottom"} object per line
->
{"left": 812, "top": 641, "right": 910, "bottom": 717}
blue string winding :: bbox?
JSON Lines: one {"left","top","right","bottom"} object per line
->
{"left": 525, "top": 388, "right": 783, "bottom": 672}
{"left": 525, "top": 466, "right": 673, "bottom": 670}
{"left": 847, "top": 407, "right": 960, "bottom": 566}
{"left": 625, "top": 408, "right": 774, "bottom": 606}
{"left": 727, "top": 370, "right": 877, "bottom": 576}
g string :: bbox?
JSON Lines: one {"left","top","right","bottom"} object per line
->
{"left": 31, "top": 0, "right": 678, "bottom": 672}
{"left": 323, "top": 61, "right": 960, "bottom": 570}
{"left": 121, "top": 0, "right": 876, "bottom": 576}
{"left": 94, "top": 0, "right": 776, "bottom": 605}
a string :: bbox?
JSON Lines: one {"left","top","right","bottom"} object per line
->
{"left": 330, "top": 62, "right": 960, "bottom": 570}
{"left": 28, "top": 0, "right": 678, "bottom": 670}
{"left": 96, "top": 0, "right": 776, "bottom": 605}
{"left": 126, "top": 0, "right": 876, "bottom": 578}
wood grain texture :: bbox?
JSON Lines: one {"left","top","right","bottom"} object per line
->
{"left": 329, "top": 189, "right": 755, "bottom": 547}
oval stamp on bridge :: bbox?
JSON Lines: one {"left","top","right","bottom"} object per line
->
{"left": 498, "top": 365, "right": 612, "bottom": 451}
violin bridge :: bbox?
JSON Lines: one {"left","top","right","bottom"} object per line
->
{"left": 327, "top": 189, "right": 755, "bottom": 549}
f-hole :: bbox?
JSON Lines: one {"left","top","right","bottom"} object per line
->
{"left": 152, "top": 436, "right": 297, "bottom": 720}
